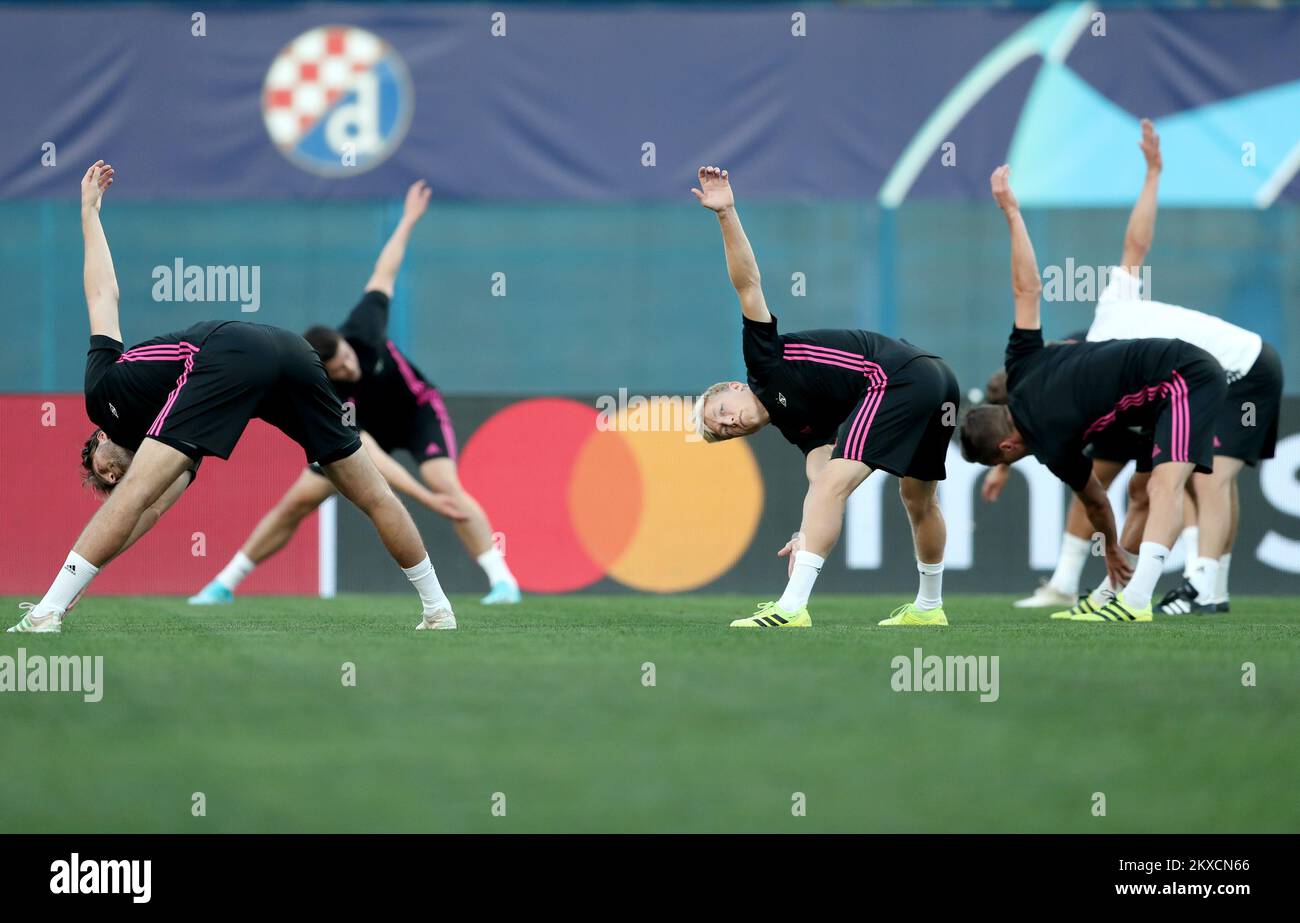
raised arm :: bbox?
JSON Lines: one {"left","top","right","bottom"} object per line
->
{"left": 1120, "top": 118, "right": 1162, "bottom": 271}
{"left": 81, "top": 161, "right": 120, "bottom": 341}
{"left": 364, "top": 180, "right": 433, "bottom": 297}
{"left": 692, "top": 166, "right": 771, "bottom": 323}
{"left": 991, "top": 165, "right": 1042, "bottom": 330}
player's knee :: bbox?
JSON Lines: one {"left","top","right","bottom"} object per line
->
{"left": 1146, "top": 473, "right": 1184, "bottom": 505}
{"left": 281, "top": 496, "right": 320, "bottom": 523}
{"left": 1127, "top": 477, "right": 1149, "bottom": 509}
{"left": 899, "top": 481, "right": 938, "bottom": 519}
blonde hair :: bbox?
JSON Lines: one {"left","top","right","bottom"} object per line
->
{"left": 692, "top": 382, "right": 734, "bottom": 443}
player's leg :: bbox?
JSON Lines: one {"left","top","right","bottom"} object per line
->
{"left": 1200, "top": 341, "right": 1280, "bottom": 609}
{"left": 418, "top": 457, "right": 521, "bottom": 604}
{"left": 1217, "top": 477, "right": 1239, "bottom": 604}
{"left": 10, "top": 439, "right": 192, "bottom": 632}
{"left": 320, "top": 447, "right": 454, "bottom": 628}
{"left": 1179, "top": 483, "right": 1200, "bottom": 579}
{"left": 877, "top": 356, "right": 957, "bottom": 626}
{"left": 882, "top": 476, "right": 951, "bottom": 626}
{"left": 265, "top": 326, "right": 454, "bottom": 628}
{"left": 1190, "top": 454, "right": 1244, "bottom": 589}
{"left": 189, "top": 468, "right": 335, "bottom": 604}
{"left": 1090, "top": 349, "right": 1226, "bottom": 623}
{"left": 732, "top": 456, "right": 872, "bottom": 628}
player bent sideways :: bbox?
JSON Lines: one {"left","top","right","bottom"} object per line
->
{"left": 982, "top": 122, "right": 1283, "bottom": 617}
{"left": 984, "top": 359, "right": 1199, "bottom": 614}
{"left": 188, "top": 181, "right": 520, "bottom": 607}
{"left": 689, "top": 166, "right": 959, "bottom": 629}
{"left": 959, "top": 165, "right": 1226, "bottom": 623}
{"left": 10, "top": 162, "right": 455, "bottom": 633}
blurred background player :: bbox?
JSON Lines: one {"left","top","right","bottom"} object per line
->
{"left": 11, "top": 162, "right": 456, "bottom": 633}
{"left": 689, "top": 166, "right": 959, "bottom": 629}
{"left": 960, "top": 166, "right": 1226, "bottom": 623}
{"left": 1082, "top": 120, "right": 1283, "bottom": 615}
{"left": 189, "top": 181, "right": 521, "bottom": 607}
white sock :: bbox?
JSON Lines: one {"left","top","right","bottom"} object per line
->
{"left": 914, "top": 560, "right": 944, "bottom": 611}
{"left": 1088, "top": 548, "right": 1139, "bottom": 605}
{"left": 403, "top": 555, "right": 450, "bottom": 612}
{"left": 1124, "top": 542, "right": 1170, "bottom": 611}
{"left": 215, "top": 551, "right": 256, "bottom": 592}
{"left": 39, "top": 552, "right": 100, "bottom": 613}
{"left": 777, "top": 550, "right": 824, "bottom": 612}
{"left": 1180, "top": 526, "right": 1199, "bottom": 578}
{"left": 476, "top": 547, "right": 516, "bottom": 588}
{"left": 1188, "top": 556, "right": 1219, "bottom": 602}
{"left": 1214, "top": 553, "right": 1231, "bottom": 602}
{"left": 1048, "top": 534, "right": 1090, "bottom": 595}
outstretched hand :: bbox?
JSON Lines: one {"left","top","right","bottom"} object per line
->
{"left": 691, "top": 165, "right": 735, "bottom": 213}
{"left": 1138, "top": 118, "right": 1161, "bottom": 172}
{"left": 403, "top": 179, "right": 433, "bottom": 223}
{"left": 990, "top": 164, "right": 1019, "bottom": 213}
{"left": 777, "top": 531, "right": 806, "bottom": 579}
{"left": 981, "top": 464, "right": 1010, "bottom": 502}
{"left": 81, "top": 160, "right": 114, "bottom": 214}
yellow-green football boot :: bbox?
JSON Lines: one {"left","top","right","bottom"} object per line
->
{"left": 1072, "top": 598, "right": 1152, "bottom": 623}
{"left": 730, "top": 601, "right": 812, "bottom": 628}
{"left": 1050, "top": 596, "right": 1102, "bottom": 620}
{"left": 878, "top": 603, "right": 948, "bottom": 626}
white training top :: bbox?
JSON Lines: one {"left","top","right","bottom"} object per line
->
{"left": 1086, "top": 266, "right": 1262, "bottom": 383}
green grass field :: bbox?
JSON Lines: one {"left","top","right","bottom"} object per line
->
{"left": 1, "top": 593, "right": 1296, "bottom": 833}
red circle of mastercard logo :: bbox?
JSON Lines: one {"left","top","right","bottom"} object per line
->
{"left": 458, "top": 397, "right": 764, "bottom": 593}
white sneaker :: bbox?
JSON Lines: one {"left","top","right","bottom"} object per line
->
{"left": 7, "top": 602, "right": 65, "bottom": 633}
{"left": 1013, "top": 580, "right": 1077, "bottom": 609}
{"left": 416, "top": 606, "right": 457, "bottom": 631}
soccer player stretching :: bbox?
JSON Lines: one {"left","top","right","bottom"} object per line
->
{"left": 189, "top": 181, "right": 520, "bottom": 606}
{"left": 9, "top": 162, "right": 456, "bottom": 633}
{"left": 982, "top": 122, "right": 1283, "bottom": 616}
{"left": 690, "top": 167, "right": 959, "bottom": 628}
{"left": 1083, "top": 121, "right": 1281, "bottom": 615}
{"left": 960, "top": 165, "right": 1226, "bottom": 623}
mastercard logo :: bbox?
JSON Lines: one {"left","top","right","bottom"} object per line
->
{"left": 458, "top": 398, "right": 764, "bottom": 593}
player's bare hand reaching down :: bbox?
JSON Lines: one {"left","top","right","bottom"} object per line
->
{"left": 693, "top": 166, "right": 771, "bottom": 323}
{"left": 81, "top": 160, "right": 114, "bottom": 214}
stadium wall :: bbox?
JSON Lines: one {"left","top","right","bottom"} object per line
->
{"left": 5, "top": 393, "right": 1296, "bottom": 598}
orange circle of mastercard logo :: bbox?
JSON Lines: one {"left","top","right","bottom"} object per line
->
{"left": 458, "top": 397, "right": 764, "bottom": 593}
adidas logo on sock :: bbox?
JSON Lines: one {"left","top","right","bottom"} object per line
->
{"left": 64, "top": 563, "right": 76, "bottom": 575}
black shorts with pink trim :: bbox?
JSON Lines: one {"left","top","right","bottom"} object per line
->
{"left": 399, "top": 395, "right": 458, "bottom": 463}
{"left": 1145, "top": 346, "right": 1225, "bottom": 475}
{"left": 1215, "top": 341, "right": 1283, "bottom": 466}
{"left": 151, "top": 322, "right": 361, "bottom": 465}
{"left": 829, "top": 356, "right": 959, "bottom": 480}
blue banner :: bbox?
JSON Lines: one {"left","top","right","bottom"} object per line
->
{"left": 2, "top": 3, "right": 1297, "bottom": 204}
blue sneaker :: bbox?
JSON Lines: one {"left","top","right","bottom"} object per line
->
{"left": 187, "top": 581, "right": 234, "bottom": 606}
{"left": 480, "top": 581, "right": 521, "bottom": 605}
